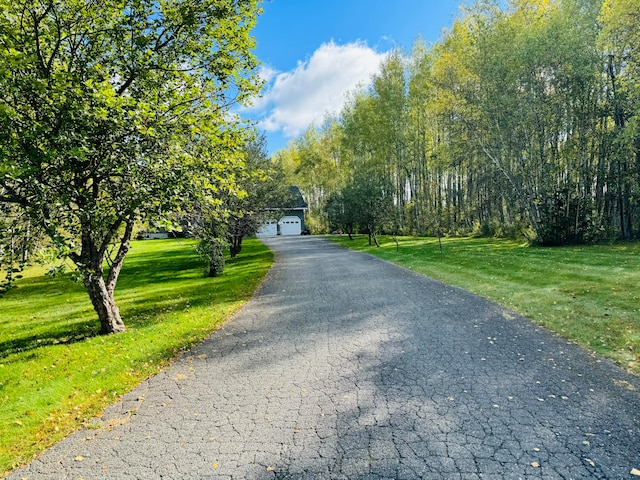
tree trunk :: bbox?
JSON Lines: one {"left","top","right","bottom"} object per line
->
{"left": 370, "top": 227, "right": 380, "bottom": 247}
{"left": 74, "top": 216, "right": 134, "bottom": 334}
{"left": 84, "top": 272, "right": 125, "bottom": 334}
{"left": 106, "top": 218, "right": 134, "bottom": 295}
{"left": 207, "top": 241, "right": 225, "bottom": 277}
{"left": 608, "top": 54, "right": 634, "bottom": 240}
{"left": 229, "top": 236, "right": 243, "bottom": 259}
{"left": 208, "top": 262, "right": 223, "bottom": 277}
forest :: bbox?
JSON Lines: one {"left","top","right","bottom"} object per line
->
{"left": 275, "top": 0, "right": 640, "bottom": 245}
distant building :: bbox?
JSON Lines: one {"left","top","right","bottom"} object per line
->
{"left": 257, "top": 186, "right": 308, "bottom": 236}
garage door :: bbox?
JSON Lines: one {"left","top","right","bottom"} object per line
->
{"left": 278, "top": 216, "right": 301, "bottom": 236}
{"left": 256, "top": 220, "right": 278, "bottom": 237}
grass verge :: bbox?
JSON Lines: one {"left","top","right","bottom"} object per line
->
{"left": 0, "top": 238, "right": 273, "bottom": 475}
{"left": 327, "top": 235, "right": 640, "bottom": 375}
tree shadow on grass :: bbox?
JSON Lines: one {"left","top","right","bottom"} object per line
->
{"left": 117, "top": 246, "right": 271, "bottom": 330}
{"left": 0, "top": 240, "right": 271, "bottom": 359}
{"left": 0, "top": 273, "right": 99, "bottom": 359}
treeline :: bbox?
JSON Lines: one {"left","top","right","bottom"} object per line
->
{"left": 275, "top": 0, "right": 639, "bottom": 245}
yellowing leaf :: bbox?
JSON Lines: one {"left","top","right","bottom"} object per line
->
{"left": 75, "top": 456, "right": 84, "bottom": 462}
{"left": 212, "top": 463, "right": 219, "bottom": 469}
{"left": 630, "top": 468, "right": 640, "bottom": 476}
{"left": 531, "top": 462, "right": 540, "bottom": 468}
{"left": 613, "top": 379, "right": 635, "bottom": 391}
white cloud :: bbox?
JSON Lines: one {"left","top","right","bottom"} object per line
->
{"left": 258, "top": 64, "right": 278, "bottom": 85}
{"left": 251, "top": 41, "right": 387, "bottom": 139}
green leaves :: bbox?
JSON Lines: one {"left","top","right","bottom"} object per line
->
{"left": 0, "top": 0, "right": 262, "bottom": 330}
{"left": 279, "top": 0, "right": 639, "bottom": 244}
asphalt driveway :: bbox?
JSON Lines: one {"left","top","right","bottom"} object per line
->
{"left": 9, "top": 236, "right": 640, "bottom": 479}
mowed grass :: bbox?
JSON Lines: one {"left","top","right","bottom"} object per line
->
{"left": 0, "top": 238, "right": 273, "bottom": 475}
{"left": 328, "top": 235, "right": 640, "bottom": 374}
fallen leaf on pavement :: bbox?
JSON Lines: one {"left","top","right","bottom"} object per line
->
{"left": 613, "top": 379, "right": 636, "bottom": 391}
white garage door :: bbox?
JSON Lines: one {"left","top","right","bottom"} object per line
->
{"left": 256, "top": 220, "right": 278, "bottom": 237}
{"left": 278, "top": 216, "right": 301, "bottom": 236}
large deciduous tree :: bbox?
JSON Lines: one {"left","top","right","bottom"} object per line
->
{"left": 0, "top": 0, "right": 261, "bottom": 333}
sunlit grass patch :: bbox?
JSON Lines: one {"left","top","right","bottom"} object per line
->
{"left": 0, "top": 238, "right": 273, "bottom": 475}
{"left": 328, "top": 235, "right": 640, "bottom": 375}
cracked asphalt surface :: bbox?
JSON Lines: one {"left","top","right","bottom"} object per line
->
{"left": 9, "top": 236, "right": 640, "bottom": 479}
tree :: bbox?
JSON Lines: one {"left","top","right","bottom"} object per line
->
{"left": 192, "top": 133, "right": 291, "bottom": 274}
{"left": 272, "top": 0, "right": 638, "bottom": 245}
{"left": 189, "top": 133, "right": 294, "bottom": 276}
{"left": 280, "top": 120, "right": 343, "bottom": 233}
{"left": 195, "top": 223, "right": 228, "bottom": 278}
{"left": 328, "top": 172, "right": 394, "bottom": 247}
{"left": 0, "top": 0, "right": 261, "bottom": 333}
{"left": 599, "top": 0, "right": 640, "bottom": 240}
{"left": 325, "top": 191, "right": 356, "bottom": 238}
{"left": 225, "top": 134, "right": 291, "bottom": 259}
{"left": 0, "top": 204, "right": 42, "bottom": 294}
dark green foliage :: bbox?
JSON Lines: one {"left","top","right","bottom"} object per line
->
{"left": 196, "top": 236, "right": 227, "bottom": 277}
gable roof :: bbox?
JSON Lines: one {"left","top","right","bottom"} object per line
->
{"left": 263, "top": 185, "right": 308, "bottom": 211}
{"left": 288, "top": 186, "right": 308, "bottom": 210}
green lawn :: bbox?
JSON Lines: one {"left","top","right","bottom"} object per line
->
{"left": 0, "top": 238, "right": 273, "bottom": 475}
{"left": 327, "top": 235, "right": 640, "bottom": 375}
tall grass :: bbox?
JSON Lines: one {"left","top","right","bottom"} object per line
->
{"left": 0, "top": 238, "right": 273, "bottom": 475}
{"left": 328, "top": 235, "right": 640, "bottom": 375}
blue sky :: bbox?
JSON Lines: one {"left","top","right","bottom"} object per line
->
{"left": 241, "top": 0, "right": 467, "bottom": 154}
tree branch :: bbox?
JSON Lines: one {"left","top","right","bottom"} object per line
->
{"left": 30, "top": 1, "right": 56, "bottom": 76}
{"left": 106, "top": 216, "right": 135, "bottom": 295}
